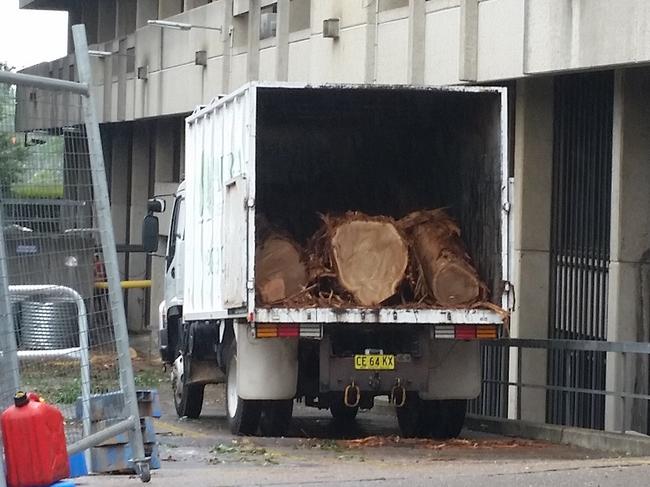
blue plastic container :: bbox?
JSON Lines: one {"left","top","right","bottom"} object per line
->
{"left": 68, "top": 451, "right": 88, "bottom": 478}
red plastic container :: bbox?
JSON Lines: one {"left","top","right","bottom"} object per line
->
{"left": 1, "top": 391, "right": 70, "bottom": 487}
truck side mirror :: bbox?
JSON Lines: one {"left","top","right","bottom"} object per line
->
{"left": 142, "top": 214, "right": 159, "bottom": 253}
{"left": 147, "top": 198, "right": 166, "bottom": 213}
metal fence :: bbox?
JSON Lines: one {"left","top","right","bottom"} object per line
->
{"left": 0, "top": 26, "right": 150, "bottom": 481}
{"left": 473, "top": 338, "right": 650, "bottom": 436}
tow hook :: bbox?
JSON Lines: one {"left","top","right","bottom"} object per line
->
{"left": 344, "top": 380, "right": 361, "bottom": 408}
{"left": 390, "top": 378, "right": 407, "bottom": 408}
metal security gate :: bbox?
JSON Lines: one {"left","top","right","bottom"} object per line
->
{"left": 547, "top": 71, "right": 614, "bottom": 429}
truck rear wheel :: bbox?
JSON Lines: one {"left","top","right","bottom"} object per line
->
{"left": 172, "top": 354, "right": 205, "bottom": 419}
{"left": 396, "top": 396, "right": 467, "bottom": 439}
{"left": 226, "top": 341, "right": 261, "bottom": 435}
{"left": 395, "top": 393, "right": 430, "bottom": 438}
{"left": 329, "top": 396, "right": 359, "bottom": 422}
{"left": 259, "top": 400, "right": 293, "bottom": 437}
{"left": 429, "top": 399, "right": 467, "bottom": 439}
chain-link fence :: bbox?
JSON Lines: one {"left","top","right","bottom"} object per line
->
{"left": 0, "top": 26, "right": 150, "bottom": 482}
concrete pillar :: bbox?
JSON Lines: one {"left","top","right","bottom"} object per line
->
{"left": 127, "top": 121, "right": 152, "bottom": 332}
{"left": 102, "top": 41, "right": 114, "bottom": 122}
{"left": 80, "top": 0, "right": 100, "bottom": 46}
{"left": 117, "top": 39, "right": 128, "bottom": 121}
{"left": 222, "top": 0, "right": 234, "bottom": 94}
{"left": 509, "top": 77, "right": 554, "bottom": 422}
{"left": 247, "top": 0, "right": 261, "bottom": 81}
{"left": 275, "top": 0, "right": 290, "bottom": 81}
{"left": 459, "top": 0, "right": 478, "bottom": 82}
{"left": 98, "top": 0, "right": 117, "bottom": 43}
{"left": 407, "top": 0, "right": 425, "bottom": 85}
{"left": 110, "top": 125, "right": 132, "bottom": 278}
{"left": 117, "top": 0, "right": 137, "bottom": 38}
{"left": 158, "top": 0, "right": 183, "bottom": 19}
{"left": 136, "top": 0, "right": 159, "bottom": 27}
{"left": 148, "top": 118, "right": 179, "bottom": 338}
{"left": 605, "top": 68, "right": 650, "bottom": 433}
{"left": 365, "top": 0, "right": 377, "bottom": 83}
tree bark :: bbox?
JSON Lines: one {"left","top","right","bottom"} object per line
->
{"left": 256, "top": 234, "right": 308, "bottom": 304}
{"left": 400, "top": 210, "right": 485, "bottom": 307}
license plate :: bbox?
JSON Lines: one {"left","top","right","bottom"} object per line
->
{"left": 354, "top": 354, "right": 395, "bottom": 370}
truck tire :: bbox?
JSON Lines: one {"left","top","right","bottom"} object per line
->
{"left": 429, "top": 399, "right": 467, "bottom": 439}
{"left": 226, "top": 341, "right": 261, "bottom": 435}
{"left": 172, "top": 355, "right": 205, "bottom": 419}
{"left": 259, "top": 400, "right": 293, "bottom": 437}
{"left": 329, "top": 396, "right": 359, "bottom": 422}
{"left": 395, "top": 393, "right": 431, "bottom": 438}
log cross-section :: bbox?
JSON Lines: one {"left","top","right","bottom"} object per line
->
{"left": 328, "top": 216, "right": 409, "bottom": 306}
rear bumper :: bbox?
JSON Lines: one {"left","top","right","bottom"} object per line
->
{"left": 318, "top": 335, "right": 482, "bottom": 400}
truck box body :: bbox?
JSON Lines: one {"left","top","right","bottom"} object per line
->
{"left": 183, "top": 83, "right": 509, "bottom": 328}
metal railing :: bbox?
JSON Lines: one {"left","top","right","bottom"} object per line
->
{"left": 475, "top": 338, "right": 650, "bottom": 435}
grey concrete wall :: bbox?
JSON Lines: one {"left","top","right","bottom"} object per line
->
{"left": 510, "top": 77, "right": 554, "bottom": 422}
{"left": 136, "top": 0, "right": 159, "bottom": 27}
{"left": 98, "top": 0, "right": 117, "bottom": 43}
{"left": 24, "top": 0, "right": 650, "bottom": 123}
{"left": 606, "top": 67, "right": 650, "bottom": 433}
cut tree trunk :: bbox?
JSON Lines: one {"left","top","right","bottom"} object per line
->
{"left": 324, "top": 214, "right": 409, "bottom": 306}
{"left": 256, "top": 234, "right": 308, "bottom": 304}
{"left": 401, "top": 210, "right": 484, "bottom": 307}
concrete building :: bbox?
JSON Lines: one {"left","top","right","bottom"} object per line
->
{"left": 17, "top": 0, "right": 650, "bottom": 433}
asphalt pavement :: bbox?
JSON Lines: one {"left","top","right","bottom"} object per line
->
{"left": 75, "top": 382, "right": 650, "bottom": 487}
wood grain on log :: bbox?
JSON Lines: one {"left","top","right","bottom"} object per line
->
{"left": 256, "top": 234, "right": 308, "bottom": 304}
{"left": 401, "top": 209, "right": 485, "bottom": 307}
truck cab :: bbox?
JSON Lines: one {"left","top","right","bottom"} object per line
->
{"left": 158, "top": 182, "right": 225, "bottom": 419}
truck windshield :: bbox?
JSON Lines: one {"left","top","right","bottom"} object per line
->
{"left": 167, "top": 196, "right": 185, "bottom": 269}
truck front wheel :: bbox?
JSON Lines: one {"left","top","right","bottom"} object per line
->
{"left": 226, "top": 341, "right": 261, "bottom": 435}
{"left": 172, "top": 354, "right": 205, "bottom": 419}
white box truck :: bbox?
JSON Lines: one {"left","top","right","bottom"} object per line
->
{"left": 150, "top": 82, "right": 510, "bottom": 438}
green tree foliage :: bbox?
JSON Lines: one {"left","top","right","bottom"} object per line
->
{"left": 0, "top": 63, "right": 28, "bottom": 196}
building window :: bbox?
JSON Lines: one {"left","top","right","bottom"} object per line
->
{"left": 260, "top": 4, "right": 277, "bottom": 39}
